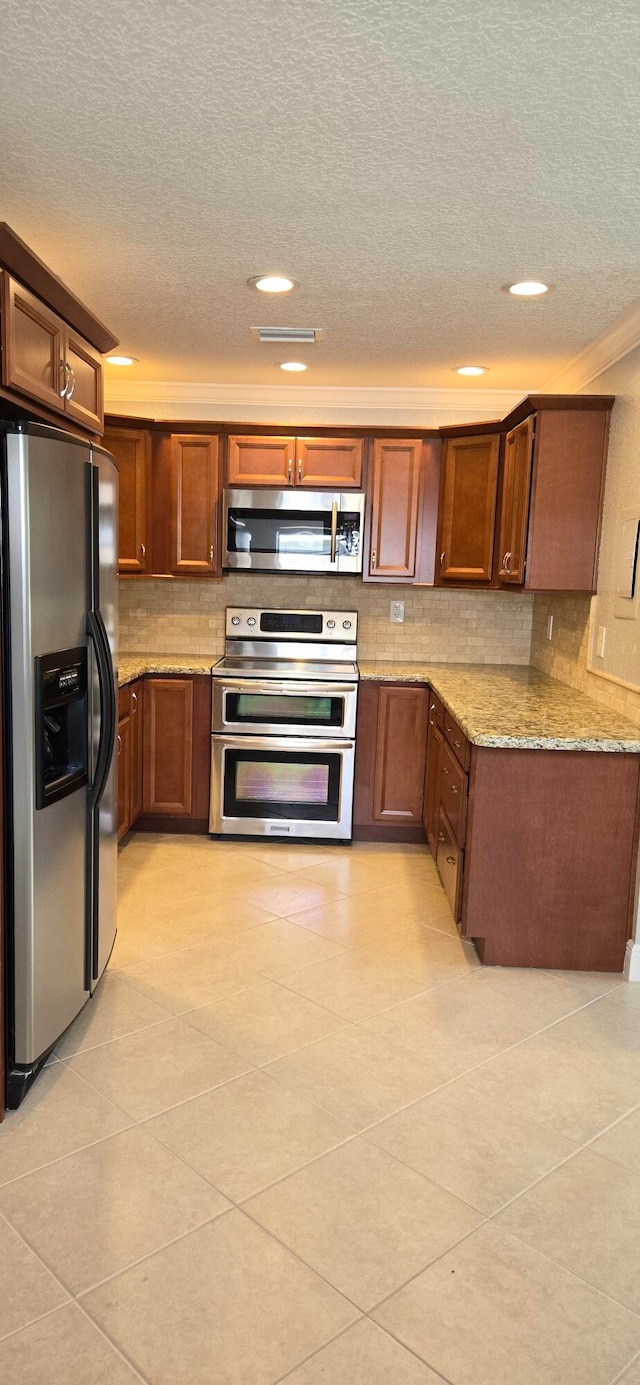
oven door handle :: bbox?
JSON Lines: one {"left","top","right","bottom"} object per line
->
{"left": 330, "top": 501, "right": 338, "bottom": 563}
{"left": 213, "top": 734, "right": 355, "bottom": 753}
{"left": 216, "top": 679, "right": 358, "bottom": 697}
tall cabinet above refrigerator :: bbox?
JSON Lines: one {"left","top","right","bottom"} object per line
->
{"left": 1, "top": 422, "right": 118, "bottom": 1107}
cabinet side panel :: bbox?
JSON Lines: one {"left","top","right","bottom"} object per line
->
{"left": 463, "top": 747, "right": 639, "bottom": 970}
{"left": 526, "top": 410, "right": 609, "bottom": 591}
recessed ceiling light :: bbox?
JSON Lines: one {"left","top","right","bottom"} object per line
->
{"left": 455, "top": 365, "right": 488, "bottom": 376}
{"left": 507, "top": 281, "right": 549, "bottom": 296}
{"left": 279, "top": 361, "right": 307, "bottom": 372}
{"left": 106, "top": 355, "right": 138, "bottom": 365}
{"left": 248, "top": 275, "right": 297, "bottom": 293}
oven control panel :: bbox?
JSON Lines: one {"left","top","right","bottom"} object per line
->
{"left": 225, "top": 608, "right": 358, "bottom": 642}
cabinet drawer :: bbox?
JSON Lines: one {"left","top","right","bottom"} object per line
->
{"left": 443, "top": 709, "right": 470, "bottom": 770}
{"left": 436, "top": 806, "right": 463, "bottom": 921}
{"left": 440, "top": 738, "right": 468, "bottom": 845}
{"left": 118, "top": 685, "right": 131, "bottom": 720}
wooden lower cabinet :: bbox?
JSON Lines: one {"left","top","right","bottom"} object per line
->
{"left": 140, "top": 675, "right": 211, "bottom": 829}
{"left": 130, "top": 683, "right": 143, "bottom": 822}
{"left": 353, "top": 681, "right": 428, "bottom": 839}
{"left": 117, "top": 680, "right": 144, "bottom": 840}
{"left": 423, "top": 694, "right": 444, "bottom": 853}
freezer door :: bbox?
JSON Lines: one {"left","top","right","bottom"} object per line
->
{"left": 89, "top": 446, "right": 118, "bottom": 983}
{"left": 5, "top": 429, "right": 91, "bottom": 1068}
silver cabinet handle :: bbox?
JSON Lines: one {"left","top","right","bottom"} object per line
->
{"left": 442, "top": 766, "right": 450, "bottom": 775}
{"left": 446, "top": 855, "right": 456, "bottom": 866}
{"left": 140, "top": 543, "right": 146, "bottom": 560}
{"left": 371, "top": 548, "right": 377, "bottom": 570}
{"left": 503, "top": 551, "right": 512, "bottom": 574}
{"left": 287, "top": 457, "right": 293, "bottom": 484}
{"left": 450, "top": 785, "right": 459, "bottom": 794}
{"left": 59, "top": 359, "right": 68, "bottom": 397}
{"left": 131, "top": 691, "right": 137, "bottom": 710}
{"left": 117, "top": 734, "right": 122, "bottom": 753}
{"left": 454, "top": 738, "right": 461, "bottom": 747}
{"left": 297, "top": 459, "right": 303, "bottom": 482}
{"left": 209, "top": 544, "right": 215, "bottom": 564}
{"left": 330, "top": 501, "right": 338, "bottom": 564}
{"left": 65, "top": 364, "right": 76, "bottom": 400}
{"left": 440, "top": 551, "right": 446, "bottom": 570}
{"left": 438, "top": 832, "right": 446, "bottom": 843}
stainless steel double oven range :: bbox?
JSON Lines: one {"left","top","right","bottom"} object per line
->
{"left": 210, "top": 608, "right": 359, "bottom": 840}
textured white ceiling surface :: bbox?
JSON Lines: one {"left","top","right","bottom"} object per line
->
{"left": 2, "top": 0, "right": 640, "bottom": 389}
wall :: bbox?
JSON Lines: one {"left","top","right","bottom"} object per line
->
{"left": 530, "top": 344, "right": 640, "bottom": 729}
{"left": 119, "top": 574, "right": 534, "bottom": 667}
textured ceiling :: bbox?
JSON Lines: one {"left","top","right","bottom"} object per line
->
{"left": 2, "top": 0, "right": 640, "bottom": 390}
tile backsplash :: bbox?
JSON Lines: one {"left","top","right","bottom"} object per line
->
{"left": 119, "top": 575, "right": 534, "bottom": 665}
{"left": 531, "top": 593, "right": 640, "bottom": 727}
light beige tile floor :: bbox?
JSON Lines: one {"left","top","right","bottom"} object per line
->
{"left": 1, "top": 832, "right": 640, "bottom": 1385}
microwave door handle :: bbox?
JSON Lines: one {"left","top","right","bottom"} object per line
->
{"left": 330, "top": 501, "right": 338, "bottom": 563}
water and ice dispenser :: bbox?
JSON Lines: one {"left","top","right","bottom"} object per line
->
{"left": 34, "top": 648, "right": 88, "bottom": 809}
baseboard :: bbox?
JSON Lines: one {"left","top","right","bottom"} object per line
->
{"left": 624, "top": 938, "right": 640, "bottom": 982}
{"left": 133, "top": 816, "right": 209, "bottom": 835}
{"left": 352, "top": 824, "right": 427, "bottom": 843}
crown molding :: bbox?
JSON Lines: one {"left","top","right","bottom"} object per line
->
{"left": 542, "top": 296, "right": 640, "bottom": 393}
{"left": 103, "top": 379, "right": 527, "bottom": 423}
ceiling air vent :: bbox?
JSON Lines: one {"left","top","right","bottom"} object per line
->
{"left": 250, "top": 326, "right": 325, "bottom": 344}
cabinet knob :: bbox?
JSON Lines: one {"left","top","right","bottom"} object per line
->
{"left": 438, "top": 832, "right": 446, "bottom": 843}
{"left": 371, "top": 549, "right": 377, "bottom": 570}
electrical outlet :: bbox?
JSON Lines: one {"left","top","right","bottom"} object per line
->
{"left": 546, "top": 614, "right": 554, "bottom": 640}
{"left": 390, "top": 600, "right": 405, "bottom": 624}
{"left": 596, "top": 625, "right": 607, "bottom": 658}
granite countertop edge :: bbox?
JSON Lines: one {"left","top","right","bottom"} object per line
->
{"left": 118, "top": 653, "right": 640, "bottom": 754}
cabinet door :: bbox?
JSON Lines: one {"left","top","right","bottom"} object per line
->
{"left": 104, "top": 428, "right": 151, "bottom": 574}
{"left": 130, "top": 682, "right": 143, "bottom": 824}
{"left": 436, "top": 806, "right": 462, "bottom": 921}
{"left": 1, "top": 274, "right": 66, "bottom": 413}
{"left": 64, "top": 330, "right": 103, "bottom": 430}
{"left": 439, "top": 434, "right": 500, "bottom": 582}
{"left": 117, "top": 715, "right": 131, "bottom": 841}
{"left": 368, "top": 438, "right": 422, "bottom": 580}
{"left": 295, "top": 437, "right": 363, "bottom": 488}
{"left": 143, "top": 678, "right": 194, "bottom": 815}
{"left": 227, "top": 436, "right": 295, "bottom": 486}
{"left": 170, "top": 435, "right": 220, "bottom": 576}
{"left": 372, "top": 685, "right": 428, "bottom": 824}
{"left": 498, "top": 417, "right": 535, "bottom": 584}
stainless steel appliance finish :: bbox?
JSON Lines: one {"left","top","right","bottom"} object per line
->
{"left": 223, "top": 488, "right": 365, "bottom": 573}
{"left": 2, "top": 423, "right": 118, "bottom": 1106}
{"left": 210, "top": 607, "right": 359, "bottom": 840}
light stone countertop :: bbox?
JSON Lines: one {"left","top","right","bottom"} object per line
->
{"left": 359, "top": 661, "right": 640, "bottom": 753}
{"left": 119, "top": 653, "right": 640, "bottom": 753}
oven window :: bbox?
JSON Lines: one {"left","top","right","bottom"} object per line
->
{"left": 224, "top": 749, "right": 342, "bottom": 821}
{"left": 227, "top": 508, "right": 331, "bottom": 556}
{"left": 225, "top": 693, "right": 344, "bottom": 727}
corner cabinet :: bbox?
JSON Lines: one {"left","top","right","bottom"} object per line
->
{"left": 367, "top": 438, "right": 423, "bottom": 580}
{"left": 1, "top": 274, "right": 104, "bottom": 432}
{"left": 103, "top": 427, "right": 151, "bottom": 574}
{"left": 437, "top": 434, "right": 500, "bottom": 583}
{"left": 497, "top": 417, "right": 535, "bottom": 583}
{"left": 169, "top": 435, "right": 221, "bottom": 577}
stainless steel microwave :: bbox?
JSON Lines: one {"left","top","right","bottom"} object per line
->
{"left": 222, "top": 488, "right": 365, "bottom": 573}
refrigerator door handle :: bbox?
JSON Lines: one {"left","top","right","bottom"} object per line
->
{"left": 87, "top": 609, "right": 116, "bottom": 809}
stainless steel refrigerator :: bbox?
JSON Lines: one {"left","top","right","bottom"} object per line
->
{"left": 1, "top": 422, "right": 118, "bottom": 1107}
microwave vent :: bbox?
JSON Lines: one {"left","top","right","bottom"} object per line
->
{"left": 250, "top": 326, "right": 325, "bottom": 344}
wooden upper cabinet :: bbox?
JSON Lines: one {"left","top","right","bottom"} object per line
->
{"left": 64, "top": 330, "right": 103, "bottom": 431}
{"left": 368, "top": 438, "right": 423, "bottom": 580}
{"left": 498, "top": 417, "right": 535, "bottom": 584}
{"left": 295, "top": 437, "right": 363, "bottom": 488}
{"left": 0, "top": 274, "right": 105, "bottom": 429}
{"left": 438, "top": 434, "right": 500, "bottom": 583}
{"left": 227, "top": 436, "right": 295, "bottom": 486}
{"left": 170, "top": 434, "right": 221, "bottom": 577}
{"left": 103, "top": 428, "right": 151, "bottom": 574}
{"left": 1, "top": 275, "right": 65, "bottom": 411}
{"left": 524, "top": 407, "right": 611, "bottom": 592}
